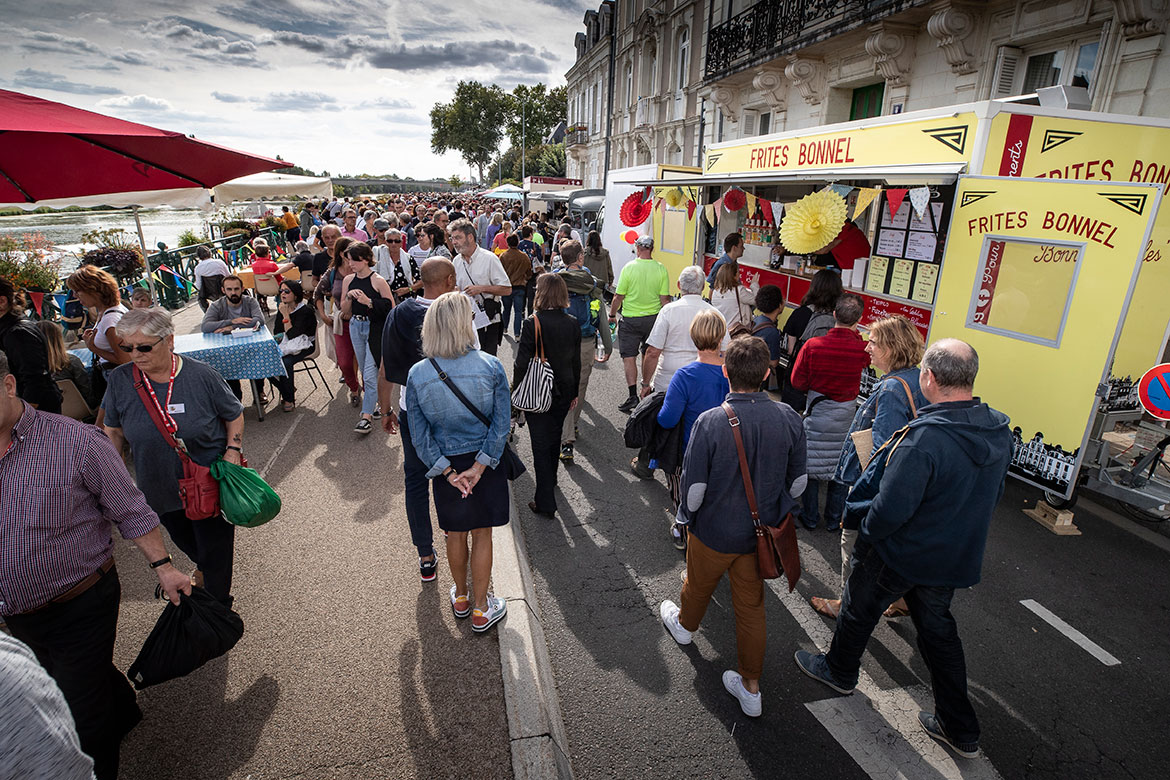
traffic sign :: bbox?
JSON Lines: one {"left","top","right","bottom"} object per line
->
{"left": 1137, "top": 363, "right": 1170, "bottom": 420}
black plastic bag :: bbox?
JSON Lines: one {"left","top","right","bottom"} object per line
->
{"left": 127, "top": 586, "right": 244, "bottom": 690}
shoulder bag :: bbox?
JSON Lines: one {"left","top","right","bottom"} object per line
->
{"left": 427, "top": 358, "right": 527, "bottom": 480}
{"left": 850, "top": 375, "right": 918, "bottom": 470}
{"left": 511, "top": 314, "right": 554, "bottom": 413}
{"left": 723, "top": 402, "right": 801, "bottom": 591}
{"left": 133, "top": 364, "right": 221, "bottom": 521}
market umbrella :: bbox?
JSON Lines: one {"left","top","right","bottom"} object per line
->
{"left": 0, "top": 89, "right": 290, "bottom": 298}
{"left": 212, "top": 172, "right": 332, "bottom": 204}
{"left": 480, "top": 183, "right": 525, "bottom": 202}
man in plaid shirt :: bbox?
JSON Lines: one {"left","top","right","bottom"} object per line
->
{"left": 0, "top": 349, "right": 190, "bottom": 780}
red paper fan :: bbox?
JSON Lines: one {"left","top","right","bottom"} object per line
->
{"left": 722, "top": 187, "right": 746, "bottom": 212}
{"left": 620, "top": 192, "right": 654, "bottom": 226}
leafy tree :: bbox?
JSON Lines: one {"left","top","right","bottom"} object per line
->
{"left": 449, "top": 175, "right": 464, "bottom": 189}
{"left": 505, "top": 84, "right": 567, "bottom": 152}
{"left": 538, "top": 144, "right": 566, "bottom": 177}
{"left": 430, "top": 81, "right": 510, "bottom": 181}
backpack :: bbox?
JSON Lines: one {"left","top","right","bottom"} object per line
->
{"left": 794, "top": 311, "right": 835, "bottom": 356}
{"left": 565, "top": 291, "right": 598, "bottom": 337}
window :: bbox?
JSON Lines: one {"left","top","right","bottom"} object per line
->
{"left": 1023, "top": 51, "right": 1063, "bottom": 93}
{"left": 625, "top": 63, "right": 633, "bottom": 106}
{"left": 967, "top": 237, "right": 1083, "bottom": 347}
{"left": 627, "top": 0, "right": 635, "bottom": 24}
{"left": 1010, "top": 36, "right": 1102, "bottom": 96}
{"left": 850, "top": 83, "right": 884, "bottom": 120}
{"left": 677, "top": 27, "right": 689, "bottom": 91}
{"left": 759, "top": 111, "right": 771, "bottom": 136}
{"left": 717, "top": 109, "right": 724, "bottom": 142}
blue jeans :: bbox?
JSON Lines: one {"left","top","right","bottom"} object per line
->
{"left": 398, "top": 411, "right": 435, "bottom": 558}
{"left": 502, "top": 286, "right": 526, "bottom": 336}
{"left": 801, "top": 478, "right": 847, "bottom": 528}
{"left": 826, "top": 539, "right": 980, "bottom": 744}
{"left": 348, "top": 317, "right": 379, "bottom": 416}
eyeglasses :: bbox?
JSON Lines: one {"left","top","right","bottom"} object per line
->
{"left": 118, "top": 336, "right": 166, "bottom": 354}
{"left": 388, "top": 239, "right": 402, "bottom": 244}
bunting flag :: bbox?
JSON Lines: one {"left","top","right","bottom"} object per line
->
{"left": 829, "top": 184, "right": 853, "bottom": 200}
{"left": 909, "top": 186, "right": 931, "bottom": 220}
{"left": 704, "top": 204, "right": 715, "bottom": 226}
{"left": 713, "top": 196, "right": 724, "bottom": 215}
{"left": 759, "top": 199, "right": 775, "bottom": 225}
{"left": 221, "top": 248, "right": 230, "bottom": 262}
{"left": 852, "top": 187, "right": 880, "bottom": 220}
{"left": 28, "top": 292, "right": 44, "bottom": 316}
{"left": 686, "top": 200, "right": 697, "bottom": 220}
{"left": 745, "top": 192, "right": 758, "bottom": 216}
{"left": 886, "top": 188, "right": 909, "bottom": 219}
{"left": 53, "top": 293, "right": 68, "bottom": 313}
{"left": 641, "top": 186, "right": 652, "bottom": 203}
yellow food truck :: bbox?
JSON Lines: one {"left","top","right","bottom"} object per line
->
{"left": 630, "top": 99, "right": 1170, "bottom": 513}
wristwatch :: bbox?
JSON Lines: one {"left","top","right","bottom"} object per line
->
{"left": 149, "top": 555, "right": 172, "bottom": 569}
{"left": 226, "top": 445, "right": 242, "bottom": 453}
{"left": 442, "top": 466, "right": 456, "bottom": 479}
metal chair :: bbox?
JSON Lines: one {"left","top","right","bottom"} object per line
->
{"left": 57, "top": 379, "right": 95, "bottom": 422}
{"left": 291, "top": 337, "right": 334, "bottom": 399}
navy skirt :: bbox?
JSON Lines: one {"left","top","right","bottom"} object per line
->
{"left": 432, "top": 451, "right": 510, "bottom": 532}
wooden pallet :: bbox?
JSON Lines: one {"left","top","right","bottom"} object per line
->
{"left": 1024, "top": 500, "right": 1082, "bottom": 536}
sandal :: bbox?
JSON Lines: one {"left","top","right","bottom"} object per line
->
{"left": 883, "top": 599, "right": 911, "bottom": 619}
{"left": 258, "top": 393, "right": 270, "bottom": 406}
{"left": 281, "top": 401, "right": 295, "bottom": 413}
{"left": 810, "top": 596, "right": 841, "bottom": 619}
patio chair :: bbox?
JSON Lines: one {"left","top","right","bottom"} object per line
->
{"left": 57, "top": 379, "right": 95, "bottom": 422}
{"left": 198, "top": 274, "right": 225, "bottom": 312}
{"left": 292, "top": 337, "right": 334, "bottom": 400}
{"left": 253, "top": 272, "right": 280, "bottom": 315}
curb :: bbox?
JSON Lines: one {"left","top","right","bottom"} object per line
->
{"left": 494, "top": 498, "right": 575, "bottom": 780}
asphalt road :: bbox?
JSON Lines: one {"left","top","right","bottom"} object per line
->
{"left": 499, "top": 334, "right": 1170, "bottom": 780}
{"left": 109, "top": 305, "right": 512, "bottom": 780}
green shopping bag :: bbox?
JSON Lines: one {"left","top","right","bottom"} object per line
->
{"left": 210, "top": 458, "right": 281, "bottom": 528}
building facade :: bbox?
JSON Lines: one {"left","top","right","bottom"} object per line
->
{"left": 567, "top": 1, "right": 1170, "bottom": 184}
{"left": 565, "top": 0, "right": 707, "bottom": 187}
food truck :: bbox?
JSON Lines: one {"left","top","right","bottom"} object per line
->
{"left": 628, "top": 99, "right": 1170, "bottom": 513}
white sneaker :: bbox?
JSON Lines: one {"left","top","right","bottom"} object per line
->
{"left": 659, "top": 600, "right": 692, "bottom": 645}
{"left": 722, "top": 670, "right": 762, "bottom": 717}
{"left": 472, "top": 595, "right": 507, "bottom": 633}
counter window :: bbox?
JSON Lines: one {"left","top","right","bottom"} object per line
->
{"left": 966, "top": 236, "right": 1083, "bottom": 347}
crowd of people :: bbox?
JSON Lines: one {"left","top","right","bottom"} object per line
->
{"left": 0, "top": 189, "right": 1014, "bottom": 776}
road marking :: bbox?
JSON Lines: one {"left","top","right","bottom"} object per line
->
{"left": 259, "top": 414, "right": 303, "bottom": 480}
{"left": 768, "top": 541, "right": 1005, "bottom": 779}
{"left": 1018, "top": 599, "right": 1121, "bottom": 666}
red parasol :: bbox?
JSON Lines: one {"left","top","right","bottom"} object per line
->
{"left": 0, "top": 89, "right": 289, "bottom": 206}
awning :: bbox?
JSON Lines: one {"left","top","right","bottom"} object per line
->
{"left": 619, "top": 162, "right": 967, "bottom": 189}
{"left": 528, "top": 191, "right": 570, "bottom": 202}
{"left": 212, "top": 172, "right": 332, "bottom": 204}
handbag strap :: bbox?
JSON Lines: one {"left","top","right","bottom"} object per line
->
{"left": 722, "top": 402, "right": 761, "bottom": 527}
{"left": 891, "top": 375, "right": 918, "bottom": 419}
{"left": 428, "top": 358, "right": 492, "bottom": 428}
{"left": 533, "top": 313, "right": 546, "bottom": 362}
{"left": 132, "top": 366, "right": 191, "bottom": 464}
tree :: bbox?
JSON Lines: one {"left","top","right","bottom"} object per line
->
{"left": 430, "top": 81, "right": 510, "bottom": 181}
{"left": 538, "top": 144, "right": 566, "bottom": 177}
{"left": 505, "top": 84, "right": 568, "bottom": 152}
{"left": 449, "top": 174, "right": 464, "bottom": 189}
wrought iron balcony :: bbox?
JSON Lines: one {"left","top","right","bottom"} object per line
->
{"left": 566, "top": 126, "right": 589, "bottom": 147}
{"left": 705, "top": 0, "right": 916, "bottom": 82}
{"left": 635, "top": 97, "right": 654, "bottom": 128}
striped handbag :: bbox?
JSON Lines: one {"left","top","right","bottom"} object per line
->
{"left": 511, "top": 314, "right": 554, "bottom": 413}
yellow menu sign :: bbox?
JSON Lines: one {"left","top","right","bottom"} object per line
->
{"left": 889, "top": 259, "right": 915, "bottom": 298}
{"left": 912, "top": 262, "right": 939, "bottom": 304}
{"left": 866, "top": 256, "right": 889, "bottom": 294}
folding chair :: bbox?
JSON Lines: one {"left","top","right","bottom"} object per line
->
{"left": 291, "top": 337, "right": 334, "bottom": 399}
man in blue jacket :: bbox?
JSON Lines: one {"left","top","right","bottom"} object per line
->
{"left": 794, "top": 338, "right": 1012, "bottom": 760}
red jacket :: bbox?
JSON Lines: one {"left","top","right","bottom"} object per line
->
{"left": 790, "top": 327, "right": 871, "bottom": 402}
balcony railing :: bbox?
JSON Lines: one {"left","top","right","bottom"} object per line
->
{"left": 705, "top": 0, "right": 913, "bottom": 82}
{"left": 566, "top": 126, "right": 589, "bottom": 146}
{"left": 635, "top": 97, "right": 653, "bottom": 128}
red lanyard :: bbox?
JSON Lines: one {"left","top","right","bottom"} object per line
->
{"left": 142, "top": 355, "right": 179, "bottom": 434}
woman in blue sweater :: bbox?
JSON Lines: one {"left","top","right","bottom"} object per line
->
{"left": 657, "top": 308, "right": 730, "bottom": 549}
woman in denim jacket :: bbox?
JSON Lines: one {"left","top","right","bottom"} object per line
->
{"left": 406, "top": 292, "right": 512, "bottom": 633}
{"left": 810, "top": 316, "right": 927, "bottom": 619}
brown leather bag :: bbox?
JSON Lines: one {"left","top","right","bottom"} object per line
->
{"left": 133, "top": 367, "right": 221, "bottom": 521}
{"left": 722, "top": 402, "right": 801, "bottom": 591}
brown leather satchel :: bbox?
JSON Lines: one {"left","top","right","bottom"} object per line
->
{"left": 722, "top": 402, "right": 801, "bottom": 591}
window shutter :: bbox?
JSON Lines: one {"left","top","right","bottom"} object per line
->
{"left": 992, "top": 46, "right": 1024, "bottom": 98}
{"left": 742, "top": 109, "right": 759, "bottom": 136}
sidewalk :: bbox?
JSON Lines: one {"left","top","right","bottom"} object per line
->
{"left": 109, "top": 304, "right": 526, "bottom": 779}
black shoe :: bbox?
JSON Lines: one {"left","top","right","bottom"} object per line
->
{"left": 799, "top": 518, "right": 818, "bottom": 531}
{"left": 918, "top": 712, "right": 979, "bottom": 759}
{"left": 671, "top": 522, "right": 688, "bottom": 551}
{"left": 354, "top": 418, "right": 373, "bottom": 434}
{"left": 618, "top": 394, "right": 639, "bottom": 414}
{"left": 419, "top": 556, "right": 438, "bottom": 583}
{"left": 372, "top": 408, "right": 382, "bottom": 420}
{"left": 560, "top": 443, "right": 574, "bottom": 463}
{"left": 528, "top": 500, "right": 556, "bottom": 518}
{"left": 630, "top": 458, "right": 654, "bottom": 480}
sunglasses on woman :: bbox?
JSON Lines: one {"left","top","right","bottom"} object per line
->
{"left": 118, "top": 336, "right": 165, "bottom": 354}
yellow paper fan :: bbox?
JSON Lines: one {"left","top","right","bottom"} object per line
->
{"left": 779, "top": 189, "right": 847, "bottom": 254}
{"left": 662, "top": 187, "right": 685, "bottom": 208}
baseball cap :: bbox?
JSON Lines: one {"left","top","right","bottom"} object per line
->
{"left": 373, "top": 218, "right": 391, "bottom": 232}
{"left": 635, "top": 235, "right": 655, "bottom": 249}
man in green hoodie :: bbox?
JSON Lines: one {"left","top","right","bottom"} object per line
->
{"left": 556, "top": 240, "right": 612, "bottom": 463}
{"left": 795, "top": 338, "right": 1012, "bottom": 761}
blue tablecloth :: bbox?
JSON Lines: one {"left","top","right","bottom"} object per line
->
{"left": 69, "top": 329, "right": 285, "bottom": 380}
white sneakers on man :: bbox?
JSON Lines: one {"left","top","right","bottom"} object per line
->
{"left": 659, "top": 600, "right": 692, "bottom": 645}
{"left": 722, "top": 671, "right": 762, "bottom": 717}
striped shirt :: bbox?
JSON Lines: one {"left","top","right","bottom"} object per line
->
{"left": 0, "top": 403, "right": 159, "bottom": 616}
{"left": 790, "top": 327, "right": 872, "bottom": 403}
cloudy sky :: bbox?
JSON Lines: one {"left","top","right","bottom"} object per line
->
{"left": 2, "top": 0, "right": 590, "bottom": 181}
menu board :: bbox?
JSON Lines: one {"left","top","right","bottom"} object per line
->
{"left": 881, "top": 201, "right": 911, "bottom": 229}
{"left": 889, "top": 259, "right": 915, "bottom": 298}
{"left": 866, "top": 255, "right": 890, "bottom": 294}
{"left": 876, "top": 229, "right": 906, "bottom": 257}
{"left": 905, "top": 231, "right": 938, "bottom": 262}
{"left": 909, "top": 206, "right": 933, "bottom": 232}
{"left": 912, "top": 262, "right": 939, "bottom": 304}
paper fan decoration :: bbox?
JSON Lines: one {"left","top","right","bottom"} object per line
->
{"left": 663, "top": 187, "right": 685, "bottom": 208}
{"left": 722, "top": 187, "right": 746, "bottom": 212}
{"left": 779, "top": 190, "right": 847, "bottom": 254}
{"left": 620, "top": 192, "right": 654, "bottom": 226}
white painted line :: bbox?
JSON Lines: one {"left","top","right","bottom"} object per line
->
{"left": 1019, "top": 599, "right": 1121, "bottom": 666}
{"left": 259, "top": 414, "right": 303, "bottom": 480}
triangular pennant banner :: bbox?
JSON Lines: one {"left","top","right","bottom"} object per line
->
{"left": 829, "top": 184, "right": 853, "bottom": 199}
{"left": 641, "top": 186, "right": 652, "bottom": 203}
{"left": 852, "top": 188, "right": 879, "bottom": 220}
{"left": 909, "top": 187, "right": 931, "bottom": 219}
{"left": 686, "top": 200, "right": 696, "bottom": 220}
{"left": 54, "top": 293, "right": 68, "bottom": 313}
{"left": 704, "top": 204, "right": 715, "bottom": 226}
{"left": 759, "top": 199, "right": 775, "bottom": 225}
{"left": 745, "top": 192, "right": 758, "bottom": 215}
{"left": 28, "top": 291, "right": 43, "bottom": 315}
{"left": 886, "top": 189, "right": 909, "bottom": 220}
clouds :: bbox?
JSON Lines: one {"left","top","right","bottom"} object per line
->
{"left": 10, "top": 69, "right": 122, "bottom": 95}
{"left": 97, "top": 94, "right": 174, "bottom": 111}
{"left": 142, "top": 17, "right": 268, "bottom": 68}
